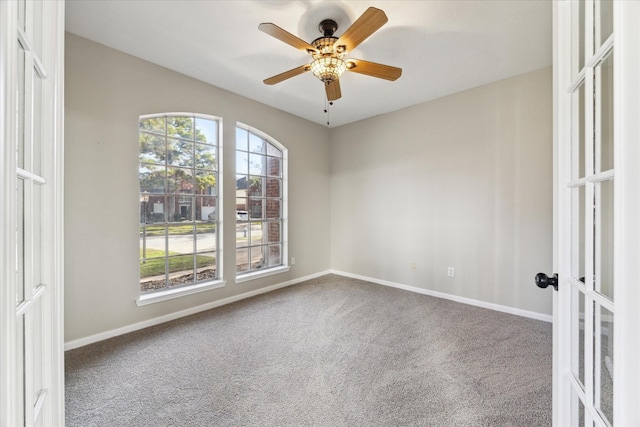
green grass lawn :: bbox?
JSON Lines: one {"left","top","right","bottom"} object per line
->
{"left": 140, "top": 248, "right": 215, "bottom": 278}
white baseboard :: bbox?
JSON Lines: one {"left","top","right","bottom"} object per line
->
{"left": 64, "top": 270, "right": 331, "bottom": 351}
{"left": 66, "top": 268, "right": 551, "bottom": 351}
{"left": 330, "top": 270, "right": 553, "bottom": 323}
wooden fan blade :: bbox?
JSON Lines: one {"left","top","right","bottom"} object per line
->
{"left": 334, "top": 7, "right": 388, "bottom": 53}
{"left": 346, "top": 59, "right": 402, "bottom": 81}
{"left": 263, "top": 64, "right": 310, "bottom": 85}
{"left": 258, "top": 23, "right": 318, "bottom": 54}
{"left": 325, "top": 79, "right": 342, "bottom": 101}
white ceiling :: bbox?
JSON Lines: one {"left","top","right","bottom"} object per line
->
{"left": 65, "top": 0, "right": 552, "bottom": 128}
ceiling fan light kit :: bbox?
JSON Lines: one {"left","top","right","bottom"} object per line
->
{"left": 259, "top": 7, "right": 402, "bottom": 102}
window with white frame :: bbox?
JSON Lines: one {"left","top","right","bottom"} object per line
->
{"left": 235, "top": 125, "right": 287, "bottom": 275}
{"left": 139, "top": 114, "right": 220, "bottom": 293}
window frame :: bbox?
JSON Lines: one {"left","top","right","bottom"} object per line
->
{"left": 234, "top": 123, "right": 289, "bottom": 283}
{"left": 137, "top": 113, "right": 225, "bottom": 306}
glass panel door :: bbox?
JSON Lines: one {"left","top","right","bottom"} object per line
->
{"left": 558, "top": 1, "right": 615, "bottom": 426}
{"left": 1, "top": 0, "right": 63, "bottom": 425}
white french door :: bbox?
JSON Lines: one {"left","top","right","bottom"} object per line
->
{"left": 553, "top": 1, "right": 640, "bottom": 426}
{"left": 0, "top": 0, "right": 65, "bottom": 426}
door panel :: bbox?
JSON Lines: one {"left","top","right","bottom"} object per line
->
{"left": 0, "top": 0, "right": 64, "bottom": 425}
{"left": 553, "top": 0, "right": 640, "bottom": 425}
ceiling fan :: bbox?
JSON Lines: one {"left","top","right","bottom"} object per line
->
{"left": 258, "top": 7, "right": 402, "bottom": 102}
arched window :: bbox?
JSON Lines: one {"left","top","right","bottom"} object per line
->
{"left": 139, "top": 114, "right": 221, "bottom": 293}
{"left": 235, "top": 124, "right": 287, "bottom": 278}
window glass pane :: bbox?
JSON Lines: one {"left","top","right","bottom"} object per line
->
{"left": 596, "top": 0, "right": 613, "bottom": 48}
{"left": 250, "top": 245, "right": 265, "bottom": 270}
{"left": 573, "top": 0, "right": 586, "bottom": 73}
{"left": 571, "top": 287, "right": 586, "bottom": 386}
{"left": 236, "top": 127, "right": 248, "bottom": 151}
{"left": 172, "top": 196, "right": 193, "bottom": 222}
{"left": 267, "top": 244, "right": 282, "bottom": 267}
{"left": 267, "top": 142, "right": 281, "bottom": 158}
{"left": 31, "top": 0, "right": 44, "bottom": 60}
{"left": 168, "top": 225, "right": 194, "bottom": 255}
{"left": 572, "top": 388, "right": 586, "bottom": 427}
{"left": 236, "top": 198, "right": 248, "bottom": 218}
{"left": 596, "top": 180, "right": 614, "bottom": 300}
{"left": 266, "top": 199, "right": 281, "bottom": 219}
{"left": 167, "top": 167, "right": 194, "bottom": 195}
{"left": 236, "top": 222, "right": 249, "bottom": 247}
{"left": 236, "top": 152, "right": 249, "bottom": 175}
{"left": 140, "top": 235, "right": 167, "bottom": 286}
{"left": 195, "top": 143, "right": 216, "bottom": 171}
{"left": 572, "top": 84, "right": 586, "bottom": 179}
{"left": 195, "top": 117, "right": 217, "bottom": 145}
{"left": 32, "top": 298, "right": 44, "bottom": 405}
{"left": 248, "top": 176, "right": 264, "bottom": 197}
{"left": 195, "top": 170, "right": 216, "bottom": 196}
{"left": 140, "top": 164, "right": 165, "bottom": 193}
{"left": 167, "top": 254, "right": 195, "bottom": 287}
{"left": 17, "top": 47, "right": 25, "bottom": 169}
{"left": 33, "top": 184, "right": 42, "bottom": 290}
{"left": 597, "top": 51, "right": 614, "bottom": 172}
{"left": 146, "top": 197, "right": 166, "bottom": 223}
{"left": 17, "top": 314, "right": 25, "bottom": 425}
{"left": 167, "top": 116, "right": 193, "bottom": 140}
{"left": 196, "top": 252, "right": 217, "bottom": 280}
{"left": 33, "top": 74, "right": 43, "bottom": 176}
{"left": 266, "top": 178, "right": 281, "bottom": 198}
{"left": 249, "top": 222, "right": 264, "bottom": 246}
{"left": 196, "top": 223, "right": 217, "bottom": 253}
{"left": 166, "top": 138, "right": 193, "bottom": 168}
{"left": 248, "top": 198, "right": 263, "bottom": 220}
{"left": 17, "top": 179, "right": 25, "bottom": 305}
{"left": 139, "top": 225, "right": 160, "bottom": 259}
{"left": 18, "top": 0, "right": 26, "bottom": 31}
{"left": 598, "top": 305, "right": 613, "bottom": 424}
{"left": 140, "top": 117, "right": 166, "bottom": 135}
{"left": 267, "top": 156, "right": 281, "bottom": 177}
{"left": 236, "top": 248, "right": 249, "bottom": 273}
{"left": 139, "top": 133, "right": 166, "bottom": 164}
{"left": 249, "top": 153, "right": 265, "bottom": 175}
{"left": 571, "top": 186, "right": 585, "bottom": 282}
{"left": 249, "top": 133, "right": 265, "bottom": 153}
{"left": 197, "top": 197, "right": 217, "bottom": 222}
{"left": 267, "top": 221, "right": 281, "bottom": 243}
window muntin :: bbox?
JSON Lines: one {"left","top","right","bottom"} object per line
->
{"left": 139, "top": 114, "right": 220, "bottom": 293}
{"left": 235, "top": 126, "right": 285, "bottom": 275}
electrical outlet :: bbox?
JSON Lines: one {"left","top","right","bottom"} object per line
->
{"left": 410, "top": 263, "right": 416, "bottom": 271}
{"left": 291, "top": 257, "right": 296, "bottom": 265}
{"left": 447, "top": 267, "right": 455, "bottom": 277}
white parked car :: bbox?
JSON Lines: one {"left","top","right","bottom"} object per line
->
{"left": 236, "top": 210, "right": 248, "bottom": 221}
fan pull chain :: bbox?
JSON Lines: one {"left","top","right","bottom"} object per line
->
{"left": 323, "top": 98, "right": 334, "bottom": 126}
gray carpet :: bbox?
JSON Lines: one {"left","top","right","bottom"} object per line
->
{"left": 65, "top": 274, "right": 552, "bottom": 426}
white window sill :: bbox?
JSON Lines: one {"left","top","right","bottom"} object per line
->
{"left": 136, "top": 279, "right": 226, "bottom": 306}
{"left": 235, "top": 265, "right": 290, "bottom": 284}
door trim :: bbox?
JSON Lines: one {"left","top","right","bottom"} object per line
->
{"left": 613, "top": 1, "right": 640, "bottom": 424}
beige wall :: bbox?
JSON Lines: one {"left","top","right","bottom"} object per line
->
{"left": 64, "top": 34, "right": 331, "bottom": 342}
{"left": 330, "top": 68, "right": 553, "bottom": 315}
{"left": 65, "top": 33, "right": 553, "bottom": 344}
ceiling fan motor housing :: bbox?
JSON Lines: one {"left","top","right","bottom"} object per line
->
{"left": 318, "top": 19, "right": 338, "bottom": 37}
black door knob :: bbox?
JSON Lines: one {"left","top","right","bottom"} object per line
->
{"left": 535, "top": 273, "right": 558, "bottom": 291}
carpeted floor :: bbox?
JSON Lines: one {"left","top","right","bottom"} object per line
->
{"left": 65, "top": 274, "right": 552, "bottom": 426}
